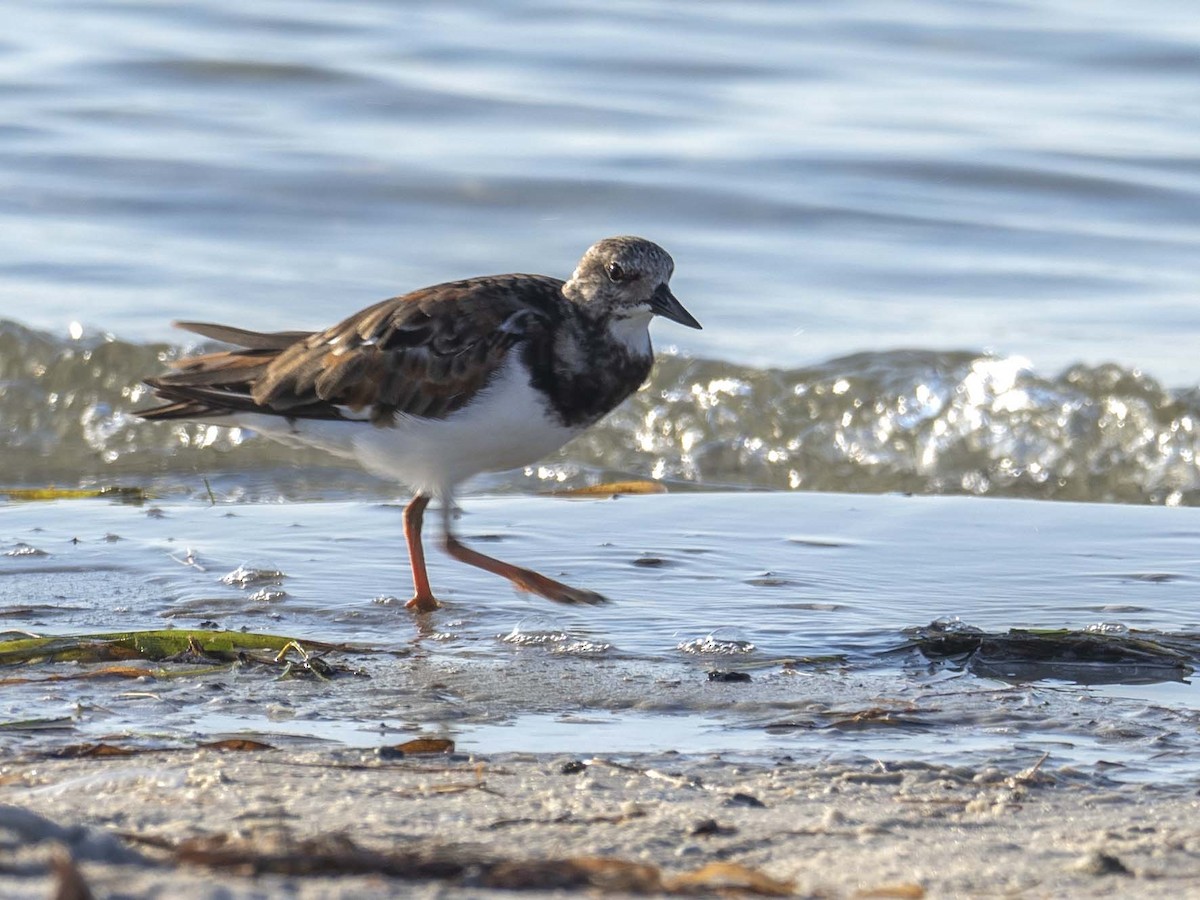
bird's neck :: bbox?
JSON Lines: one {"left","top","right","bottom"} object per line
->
{"left": 523, "top": 309, "right": 655, "bottom": 429}
{"left": 603, "top": 310, "right": 654, "bottom": 358}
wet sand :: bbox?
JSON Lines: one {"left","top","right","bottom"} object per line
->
{"left": 3, "top": 747, "right": 1199, "bottom": 897}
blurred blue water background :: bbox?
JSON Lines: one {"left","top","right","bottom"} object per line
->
{"left": 3, "top": 0, "right": 1199, "bottom": 381}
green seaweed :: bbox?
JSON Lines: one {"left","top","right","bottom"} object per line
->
{"left": 0, "top": 629, "right": 358, "bottom": 667}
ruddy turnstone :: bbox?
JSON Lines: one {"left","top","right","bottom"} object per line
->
{"left": 141, "top": 236, "right": 701, "bottom": 612}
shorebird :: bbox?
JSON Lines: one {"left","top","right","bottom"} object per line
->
{"left": 141, "top": 236, "right": 701, "bottom": 612}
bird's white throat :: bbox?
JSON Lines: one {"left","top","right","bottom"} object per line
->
{"left": 606, "top": 308, "right": 654, "bottom": 357}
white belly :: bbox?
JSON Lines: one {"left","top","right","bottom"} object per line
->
{"left": 232, "top": 357, "right": 578, "bottom": 497}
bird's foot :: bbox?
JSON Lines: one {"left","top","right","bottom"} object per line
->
{"left": 512, "top": 570, "right": 607, "bottom": 606}
{"left": 440, "top": 535, "right": 607, "bottom": 605}
{"left": 405, "top": 594, "right": 441, "bottom": 613}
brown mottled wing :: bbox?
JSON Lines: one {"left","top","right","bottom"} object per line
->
{"left": 141, "top": 275, "right": 562, "bottom": 425}
{"left": 139, "top": 324, "right": 317, "bottom": 421}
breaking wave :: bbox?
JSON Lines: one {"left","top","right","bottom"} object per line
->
{"left": 2, "top": 321, "right": 1198, "bottom": 504}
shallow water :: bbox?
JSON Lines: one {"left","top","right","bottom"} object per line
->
{"left": 2, "top": 493, "right": 1198, "bottom": 783}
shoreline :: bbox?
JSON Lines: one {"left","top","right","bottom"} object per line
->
{"left": 3, "top": 748, "right": 1198, "bottom": 898}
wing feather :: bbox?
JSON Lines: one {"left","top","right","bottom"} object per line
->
{"left": 141, "top": 275, "right": 563, "bottom": 426}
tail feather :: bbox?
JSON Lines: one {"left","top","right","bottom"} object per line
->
{"left": 140, "top": 321, "right": 314, "bottom": 422}
{"left": 175, "top": 321, "right": 312, "bottom": 350}
{"left": 136, "top": 398, "right": 213, "bottom": 421}
{"left": 140, "top": 378, "right": 348, "bottom": 422}
{"left": 140, "top": 320, "right": 347, "bottom": 423}
{"left": 139, "top": 380, "right": 257, "bottom": 421}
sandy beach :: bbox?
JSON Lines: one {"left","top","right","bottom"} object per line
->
{"left": 3, "top": 746, "right": 1199, "bottom": 898}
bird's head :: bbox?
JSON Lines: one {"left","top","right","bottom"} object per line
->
{"left": 563, "top": 236, "right": 702, "bottom": 331}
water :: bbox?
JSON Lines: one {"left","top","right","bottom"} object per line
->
{"left": 5, "top": 327, "right": 1200, "bottom": 503}
{"left": 3, "top": 1, "right": 1200, "bottom": 779}
{"left": 2, "top": 493, "right": 1199, "bottom": 781}
{"left": 3, "top": 1, "right": 1200, "bottom": 379}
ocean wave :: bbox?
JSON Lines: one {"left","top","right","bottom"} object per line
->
{"left": 1, "top": 320, "right": 1197, "bottom": 504}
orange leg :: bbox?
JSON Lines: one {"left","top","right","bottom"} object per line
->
{"left": 441, "top": 517, "right": 606, "bottom": 606}
{"left": 403, "top": 494, "right": 440, "bottom": 612}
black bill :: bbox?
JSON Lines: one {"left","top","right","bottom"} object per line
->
{"left": 650, "top": 283, "right": 702, "bottom": 330}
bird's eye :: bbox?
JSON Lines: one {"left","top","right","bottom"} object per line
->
{"left": 606, "top": 261, "right": 629, "bottom": 283}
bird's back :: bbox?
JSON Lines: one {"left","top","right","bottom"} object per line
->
{"left": 142, "top": 273, "right": 568, "bottom": 426}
